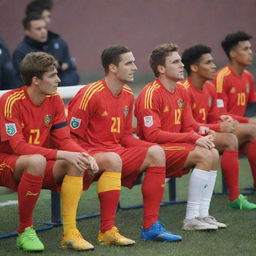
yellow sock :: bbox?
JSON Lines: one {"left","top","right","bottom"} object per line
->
{"left": 97, "top": 172, "right": 121, "bottom": 193}
{"left": 61, "top": 175, "right": 83, "bottom": 235}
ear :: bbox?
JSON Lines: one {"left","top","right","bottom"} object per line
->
{"left": 32, "top": 76, "right": 40, "bottom": 86}
{"left": 190, "top": 64, "right": 198, "bottom": 73}
{"left": 109, "top": 64, "right": 117, "bottom": 73}
{"left": 158, "top": 65, "right": 166, "bottom": 75}
{"left": 229, "top": 49, "right": 236, "bottom": 59}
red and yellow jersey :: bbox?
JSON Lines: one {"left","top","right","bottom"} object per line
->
{"left": 68, "top": 80, "right": 149, "bottom": 152}
{"left": 0, "top": 86, "right": 84, "bottom": 159}
{"left": 181, "top": 79, "right": 221, "bottom": 131}
{"left": 213, "top": 65, "right": 256, "bottom": 123}
{"left": 135, "top": 79, "right": 201, "bottom": 144}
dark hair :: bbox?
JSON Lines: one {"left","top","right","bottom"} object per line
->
{"left": 26, "top": 0, "right": 53, "bottom": 16}
{"left": 221, "top": 31, "right": 252, "bottom": 59}
{"left": 22, "top": 13, "right": 44, "bottom": 30}
{"left": 20, "top": 52, "right": 58, "bottom": 85}
{"left": 149, "top": 43, "right": 178, "bottom": 77}
{"left": 182, "top": 45, "right": 212, "bottom": 75}
{"left": 101, "top": 45, "right": 131, "bottom": 74}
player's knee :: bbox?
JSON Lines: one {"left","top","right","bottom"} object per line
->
{"left": 27, "top": 154, "right": 47, "bottom": 176}
{"left": 146, "top": 145, "right": 165, "bottom": 166}
{"left": 102, "top": 152, "right": 122, "bottom": 172}
{"left": 193, "top": 148, "right": 213, "bottom": 170}
{"left": 223, "top": 133, "right": 238, "bottom": 150}
{"left": 211, "top": 148, "right": 219, "bottom": 169}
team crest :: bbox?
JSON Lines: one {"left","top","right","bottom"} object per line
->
{"left": 192, "top": 103, "right": 196, "bottom": 109}
{"left": 101, "top": 110, "right": 108, "bottom": 116}
{"left": 44, "top": 115, "right": 53, "bottom": 127}
{"left": 177, "top": 99, "right": 184, "bottom": 109}
{"left": 208, "top": 97, "right": 212, "bottom": 107}
{"left": 144, "top": 116, "right": 153, "bottom": 127}
{"left": 5, "top": 123, "right": 17, "bottom": 136}
{"left": 246, "top": 83, "right": 250, "bottom": 93}
{"left": 163, "top": 106, "right": 169, "bottom": 112}
{"left": 70, "top": 117, "right": 81, "bottom": 129}
{"left": 123, "top": 106, "right": 129, "bottom": 118}
{"left": 230, "top": 87, "right": 236, "bottom": 93}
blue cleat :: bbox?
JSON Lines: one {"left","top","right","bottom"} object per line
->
{"left": 140, "top": 222, "right": 182, "bottom": 242}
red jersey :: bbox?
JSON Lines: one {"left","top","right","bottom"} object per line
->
{"left": 181, "top": 79, "right": 221, "bottom": 132}
{"left": 213, "top": 65, "right": 256, "bottom": 123}
{"left": 67, "top": 80, "right": 150, "bottom": 152}
{"left": 135, "top": 79, "right": 201, "bottom": 144}
{"left": 0, "top": 86, "right": 84, "bottom": 159}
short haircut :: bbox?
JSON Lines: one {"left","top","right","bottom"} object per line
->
{"left": 20, "top": 52, "right": 58, "bottom": 85}
{"left": 182, "top": 44, "right": 212, "bottom": 75}
{"left": 221, "top": 31, "right": 252, "bottom": 59}
{"left": 149, "top": 43, "right": 178, "bottom": 77}
{"left": 26, "top": 0, "right": 53, "bottom": 16}
{"left": 101, "top": 45, "right": 131, "bottom": 74}
{"left": 22, "top": 13, "right": 44, "bottom": 30}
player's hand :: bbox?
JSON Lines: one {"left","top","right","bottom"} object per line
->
{"left": 195, "top": 135, "right": 215, "bottom": 149}
{"left": 220, "top": 115, "right": 233, "bottom": 122}
{"left": 249, "top": 117, "right": 256, "bottom": 124}
{"left": 220, "top": 120, "right": 235, "bottom": 133}
{"left": 80, "top": 152, "right": 99, "bottom": 177}
{"left": 198, "top": 126, "right": 210, "bottom": 135}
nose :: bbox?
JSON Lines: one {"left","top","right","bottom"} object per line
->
{"left": 56, "top": 75, "right": 61, "bottom": 83}
{"left": 133, "top": 63, "right": 138, "bottom": 71}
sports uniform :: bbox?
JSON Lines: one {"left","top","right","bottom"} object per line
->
{"left": 135, "top": 79, "right": 200, "bottom": 177}
{"left": 214, "top": 65, "right": 256, "bottom": 122}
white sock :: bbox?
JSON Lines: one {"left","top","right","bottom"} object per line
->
{"left": 185, "top": 168, "right": 210, "bottom": 220}
{"left": 199, "top": 170, "right": 217, "bottom": 218}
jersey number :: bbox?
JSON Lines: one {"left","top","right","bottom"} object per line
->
{"left": 199, "top": 108, "right": 206, "bottom": 121}
{"left": 237, "top": 93, "right": 246, "bottom": 106}
{"left": 111, "top": 117, "right": 121, "bottom": 133}
{"left": 29, "top": 129, "right": 40, "bottom": 144}
{"left": 174, "top": 109, "right": 181, "bottom": 124}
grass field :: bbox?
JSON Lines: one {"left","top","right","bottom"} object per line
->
{"left": 0, "top": 158, "right": 255, "bottom": 256}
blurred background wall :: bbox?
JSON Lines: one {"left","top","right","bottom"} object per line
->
{"left": 1, "top": 0, "right": 255, "bottom": 85}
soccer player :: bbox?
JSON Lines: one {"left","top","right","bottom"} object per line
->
{"left": 0, "top": 52, "right": 98, "bottom": 252}
{"left": 181, "top": 44, "right": 256, "bottom": 209}
{"left": 214, "top": 31, "right": 256, "bottom": 190}
{"left": 135, "top": 43, "right": 226, "bottom": 231}
{"left": 68, "top": 45, "right": 182, "bottom": 243}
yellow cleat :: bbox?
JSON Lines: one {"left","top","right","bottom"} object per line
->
{"left": 61, "top": 229, "right": 94, "bottom": 251}
{"left": 97, "top": 226, "right": 135, "bottom": 246}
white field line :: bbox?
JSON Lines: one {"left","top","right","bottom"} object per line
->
{"left": 0, "top": 200, "right": 18, "bottom": 207}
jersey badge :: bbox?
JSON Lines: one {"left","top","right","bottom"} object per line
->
{"left": 101, "top": 111, "right": 108, "bottom": 116}
{"left": 208, "top": 97, "right": 212, "bottom": 107}
{"left": 123, "top": 106, "right": 129, "bottom": 118}
{"left": 192, "top": 103, "right": 196, "bottom": 109}
{"left": 217, "top": 99, "right": 224, "bottom": 108}
{"left": 163, "top": 106, "right": 169, "bottom": 112}
{"left": 5, "top": 123, "right": 17, "bottom": 136}
{"left": 144, "top": 116, "right": 153, "bottom": 127}
{"left": 230, "top": 87, "right": 235, "bottom": 93}
{"left": 44, "top": 115, "right": 53, "bottom": 127}
{"left": 177, "top": 99, "right": 184, "bottom": 109}
{"left": 70, "top": 117, "right": 81, "bottom": 129}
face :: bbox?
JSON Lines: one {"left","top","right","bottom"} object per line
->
{"left": 36, "top": 67, "right": 61, "bottom": 95}
{"left": 231, "top": 40, "right": 253, "bottom": 66}
{"left": 115, "top": 52, "right": 137, "bottom": 83}
{"left": 193, "top": 53, "right": 216, "bottom": 80}
{"left": 25, "top": 19, "right": 47, "bottom": 42}
{"left": 41, "top": 10, "right": 51, "bottom": 26}
{"left": 160, "top": 52, "right": 184, "bottom": 81}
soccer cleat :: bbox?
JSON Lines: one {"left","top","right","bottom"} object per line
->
{"left": 16, "top": 227, "right": 45, "bottom": 252}
{"left": 97, "top": 226, "right": 135, "bottom": 246}
{"left": 61, "top": 229, "right": 94, "bottom": 251}
{"left": 199, "top": 216, "right": 227, "bottom": 229}
{"left": 141, "top": 222, "right": 182, "bottom": 242}
{"left": 229, "top": 194, "right": 256, "bottom": 210}
{"left": 182, "top": 217, "right": 217, "bottom": 231}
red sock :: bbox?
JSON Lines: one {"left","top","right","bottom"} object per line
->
{"left": 247, "top": 141, "right": 256, "bottom": 187}
{"left": 98, "top": 190, "right": 120, "bottom": 232}
{"left": 221, "top": 150, "right": 240, "bottom": 201}
{"left": 17, "top": 172, "right": 43, "bottom": 233}
{"left": 142, "top": 167, "right": 165, "bottom": 229}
